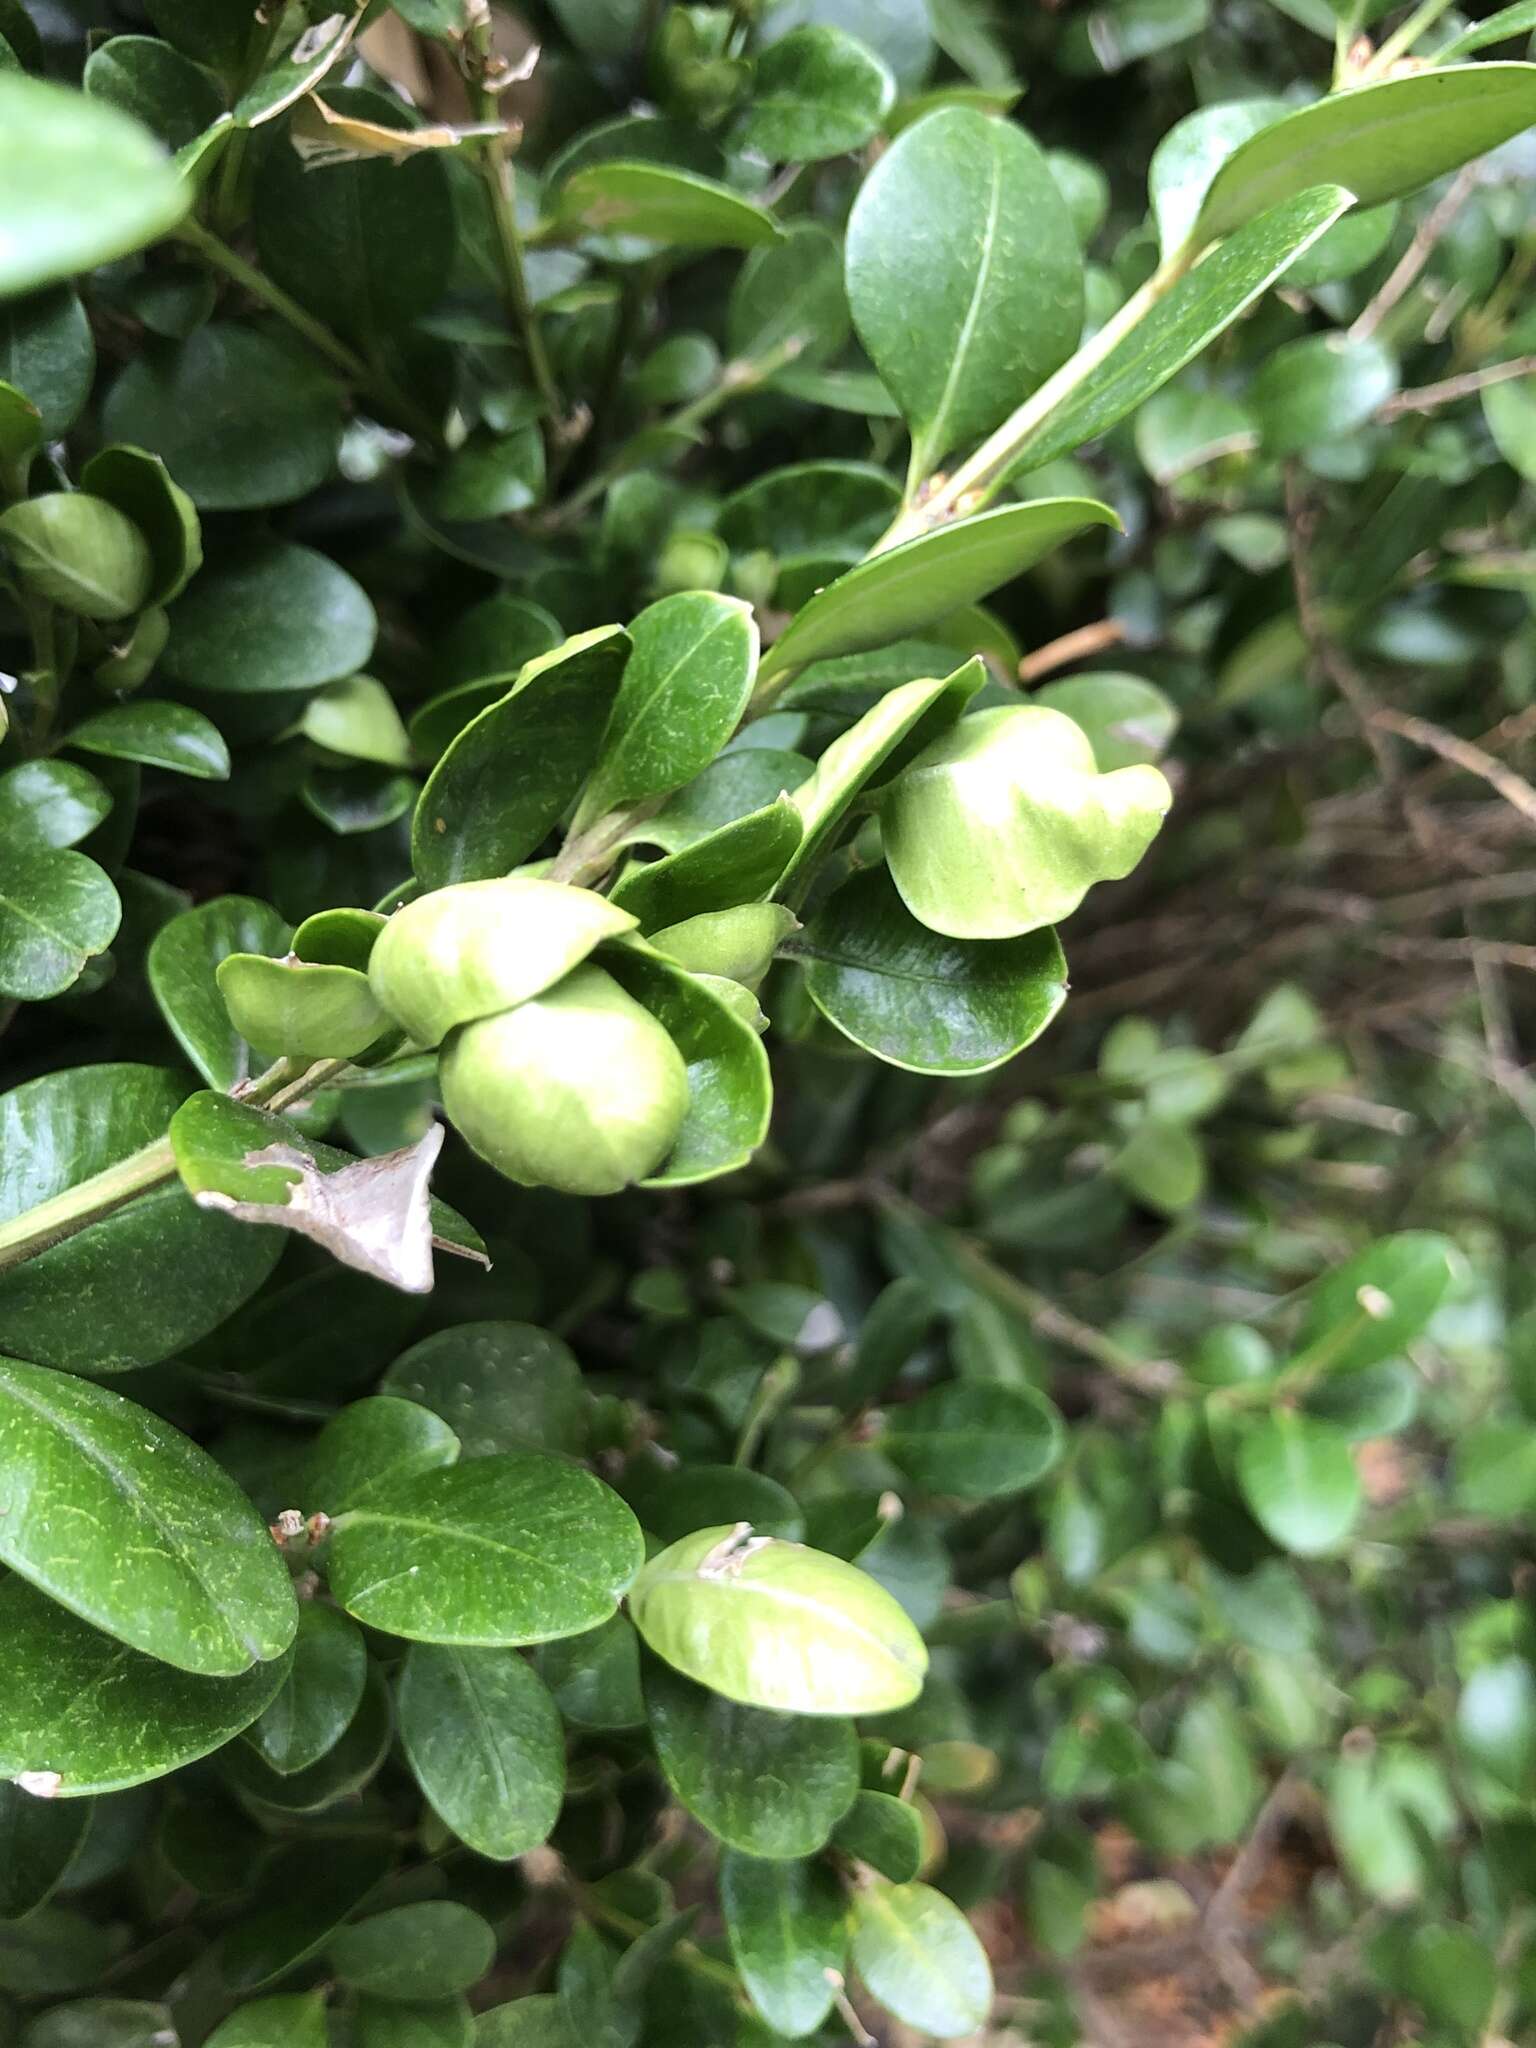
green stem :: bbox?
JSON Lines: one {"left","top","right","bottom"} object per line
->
{"left": 571, "top": 1886, "right": 743, "bottom": 1997}
{"left": 471, "top": 120, "right": 564, "bottom": 430}
{"left": 0, "top": 1055, "right": 354, "bottom": 1278}
{"left": 875, "top": 243, "right": 1197, "bottom": 552}
{"left": 176, "top": 220, "right": 441, "bottom": 444}
{"left": 1364, "top": 0, "right": 1457, "bottom": 74}
{"left": 541, "top": 337, "right": 804, "bottom": 530}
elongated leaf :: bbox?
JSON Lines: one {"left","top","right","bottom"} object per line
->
{"left": 721, "top": 1852, "right": 847, "bottom": 2037}
{"left": 68, "top": 701, "right": 229, "bottom": 781}
{"left": 331, "top": 1902, "right": 496, "bottom": 2001}
{"left": 1148, "top": 97, "right": 1289, "bottom": 261}
{"left": 802, "top": 864, "right": 1067, "bottom": 1073}
{"left": 552, "top": 162, "right": 781, "bottom": 248}
{"left": 612, "top": 800, "right": 801, "bottom": 930}
{"left": 206, "top": 1994, "right": 331, "bottom": 2048}
{"left": 0, "top": 1356, "right": 296, "bottom": 1674}
{"left": 847, "top": 105, "right": 1082, "bottom": 475}
{"left": 849, "top": 1880, "right": 992, "bottom": 2040}
{"left": 327, "top": 1451, "right": 644, "bottom": 1644}
{"left": 147, "top": 894, "right": 292, "bottom": 1089}
{"left": 243, "top": 1603, "right": 366, "bottom": 1774}
{"left": 219, "top": 1839, "right": 391, "bottom": 1992}
{"left": 575, "top": 595, "right": 759, "bottom": 827}
{"left": 757, "top": 498, "right": 1116, "bottom": 685}
{"left": 398, "top": 1643, "right": 567, "bottom": 1859}
{"left": 1236, "top": 1411, "right": 1361, "bottom": 1555}
{"left": 1441, "top": 2, "right": 1536, "bottom": 57}
{"left": 1013, "top": 184, "right": 1354, "bottom": 471}
{"left": 884, "top": 1380, "right": 1064, "bottom": 1497}
{"left": 0, "top": 1577, "right": 289, "bottom": 1797}
{"left": 306, "top": 1395, "right": 461, "bottom": 1514}
{"left": 0, "top": 74, "right": 190, "bottom": 295}
{"left": 413, "top": 628, "right": 630, "bottom": 887}
{"left": 1193, "top": 66, "right": 1536, "bottom": 245}
{"left": 1294, "top": 1232, "right": 1461, "bottom": 1374}
{"left": 646, "top": 1663, "right": 859, "bottom": 1858}
{"left": 629, "top": 1524, "right": 927, "bottom": 1714}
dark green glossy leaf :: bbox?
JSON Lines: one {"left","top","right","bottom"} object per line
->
{"left": 641, "top": 749, "right": 812, "bottom": 855}
{"left": 612, "top": 800, "right": 801, "bottom": 930}
{"left": 646, "top": 1663, "right": 858, "bottom": 1857}
{"left": 1194, "top": 66, "right": 1536, "bottom": 244}
{"left": 163, "top": 542, "right": 376, "bottom": 695}
{"left": 1148, "top": 98, "right": 1289, "bottom": 261}
{"left": 720, "top": 1852, "right": 847, "bottom": 2036}
{"left": 382, "top": 1321, "right": 586, "bottom": 1459}
{"left": 1013, "top": 185, "right": 1354, "bottom": 470}
{"left": 831, "top": 1789, "right": 925, "bottom": 1881}
{"left": 223, "top": 1657, "right": 392, "bottom": 1815}
{"left": 68, "top": 701, "right": 229, "bottom": 781}
{"left": 755, "top": 499, "right": 1117, "bottom": 684}
{"left": 0, "top": 73, "right": 190, "bottom": 296}
{"left": 735, "top": 26, "right": 894, "bottom": 160}
{"left": 397, "top": 1643, "right": 567, "bottom": 1859}
{"left": 0, "top": 1355, "right": 296, "bottom": 1674}
{"left": 0, "top": 1577, "right": 289, "bottom": 1797}
{"left": 83, "top": 33, "right": 222, "bottom": 149}
{"left": 147, "top": 894, "right": 292, "bottom": 1089}
{"left": 0, "top": 493, "right": 153, "bottom": 620}
{"left": 0, "top": 1781, "right": 90, "bottom": 1918}
{"left": 305, "top": 1395, "right": 461, "bottom": 1514}
{"left": 412, "top": 628, "right": 630, "bottom": 887}
{"left": 78, "top": 442, "right": 201, "bottom": 604}
{"left": 624, "top": 1460, "right": 804, "bottom": 1543}
{"left": 849, "top": 1880, "right": 992, "bottom": 2039}
{"left": 0, "top": 1064, "right": 282, "bottom": 1373}
{"left": 327, "top": 1450, "right": 644, "bottom": 1644}
{"left": 18, "top": 1997, "right": 176, "bottom": 2047}
{"left": 474, "top": 1999, "right": 579, "bottom": 2047}
{"left": 1250, "top": 331, "right": 1397, "bottom": 455}
{"left": 552, "top": 162, "right": 781, "bottom": 249}
{"left": 102, "top": 325, "right": 342, "bottom": 513}
{"left": 727, "top": 218, "right": 850, "bottom": 367}
{"left": 847, "top": 105, "right": 1082, "bottom": 476}
{"left": 354, "top": 2000, "right": 473, "bottom": 2048}
{"left": 243, "top": 1602, "right": 367, "bottom": 1773}
{"left": 331, "top": 1902, "right": 496, "bottom": 2001}
{"left": 0, "top": 760, "right": 111, "bottom": 852}
{"left": 0, "top": 288, "right": 94, "bottom": 439}
{"left": 0, "top": 848, "right": 118, "bottom": 999}
{"left": 219, "top": 1839, "right": 392, "bottom": 1992}
{"left": 630, "top": 1524, "right": 927, "bottom": 1714}
{"left": 205, "top": 1993, "right": 331, "bottom": 2048}
{"left": 802, "top": 865, "right": 1068, "bottom": 1074}
{"left": 884, "top": 1381, "right": 1063, "bottom": 1497}
{"left": 539, "top": 1615, "right": 647, "bottom": 1731}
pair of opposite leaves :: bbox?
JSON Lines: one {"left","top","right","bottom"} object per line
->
{"left": 880, "top": 704, "right": 1171, "bottom": 940}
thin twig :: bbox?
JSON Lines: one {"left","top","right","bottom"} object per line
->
{"left": 1371, "top": 706, "right": 1536, "bottom": 829}
{"left": 1284, "top": 466, "right": 1401, "bottom": 790}
{"left": 1376, "top": 353, "right": 1536, "bottom": 419}
{"left": 1018, "top": 617, "right": 1128, "bottom": 683}
{"left": 1351, "top": 167, "right": 1477, "bottom": 341}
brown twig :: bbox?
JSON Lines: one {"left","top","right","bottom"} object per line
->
{"left": 1350, "top": 167, "right": 1477, "bottom": 342}
{"left": 1370, "top": 706, "right": 1536, "bottom": 829}
{"left": 1376, "top": 353, "right": 1536, "bottom": 420}
{"left": 1019, "top": 616, "right": 1129, "bottom": 683}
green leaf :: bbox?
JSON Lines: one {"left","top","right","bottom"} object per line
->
{"left": 0, "top": 760, "right": 112, "bottom": 852}
{"left": 652, "top": 903, "right": 798, "bottom": 987}
{"left": 243, "top": 1603, "right": 366, "bottom": 1774}
{"left": 1458, "top": 1657, "right": 1536, "bottom": 1793}
{"left": 629, "top": 1524, "right": 927, "bottom": 1714}
{"left": 612, "top": 801, "right": 802, "bottom": 931}
{"left": 1235, "top": 1411, "right": 1362, "bottom": 1555}
{"left": 849, "top": 1880, "right": 992, "bottom": 2039}
{"left": 0, "top": 1781, "right": 90, "bottom": 1919}
{"left": 82, "top": 33, "right": 224, "bottom": 149}
{"left": 223, "top": 1655, "right": 392, "bottom": 1814}
{"left": 398, "top": 1644, "right": 567, "bottom": 1859}
{"left": 0, "top": 1576, "right": 289, "bottom": 1797}
{"left": 720, "top": 1852, "right": 848, "bottom": 2036}
{"left": 552, "top": 162, "right": 781, "bottom": 249}
{"left": 646, "top": 1663, "right": 858, "bottom": 1856}
{"left": 1148, "top": 98, "right": 1290, "bottom": 262}
{"left": 0, "top": 74, "right": 190, "bottom": 296}
{"left": 802, "top": 865, "right": 1068, "bottom": 1074}
{"left": 0, "top": 1355, "right": 296, "bottom": 1674}
{"left": 0, "top": 849, "right": 121, "bottom": 1000}
{"left": 1033, "top": 671, "right": 1179, "bottom": 770}
{"left": 1012, "top": 185, "right": 1355, "bottom": 471}
{"left": 0, "top": 1064, "right": 282, "bottom": 1374}
{"left": 1484, "top": 370, "right": 1536, "bottom": 482}
{"left": 881, "top": 704, "right": 1170, "bottom": 939}
{"left": 1441, "top": 1, "right": 1536, "bottom": 57}
{"left": 67, "top": 701, "right": 229, "bottom": 781}
{"left": 474, "top": 1999, "right": 580, "bottom": 2047}
{"left": 233, "top": 7, "right": 363, "bottom": 123}
{"left": 306, "top": 1395, "right": 461, "bottom": 1514}
{"left": 205, "top": 1994, "right": 331, "bottom": 2048}
{"left": 1405, "top": 1924, "right": 1497, "bottom": 2035}
{"left": 884, "top": 1381, "right": 1063, "bottom": 1497}
{"left": 736, "top": 26, "right": 894, "bottom": 160}
{"left": 1193, "top": 66, "right": 1536, "bottom": 245}
{"left": 382, "top": 1322, "right": 586, "bottom": 1460}
{"left": 831, "top": 1790, "right": 925, "bottom": 1882}
{"left": 102, "top": 324, "right": 342, "bottom": 513}
{"left": 354, "top": 2000, "right": 474, "bottom": 2048}
{"left": 326, "top": 1451, "right": 644, "bottom": 1645}
{"left": 847, "top": 107, "right": 1083, "bottom": 477}
{"left": 1293, "top": 1232, "right": 1461, "bottom": 1374}
{"left": 727, "top": 218, "right": 851, "bottom": 368}
{"left": 625, "top": 1461, "right": 804, "bottom": 1544}
{"left": 539, "top": 1615, "right": 646, "bottom": 1731}
{"left": 219, "top": 1839, "right": 392, "bottom": 1993}
{"left": 0, "top": 289, "right": 95, "bottom": 440}
{"left": 755, "top": 499, "right": 1117, "bottom": 684}
{"left": 17, "top": 1999, "right": 176, "bottom": 2048}
{"left": 216, "top": 952, "right": 388, "bottom": 1060}
{"left": 1113, "top": 1116, "right": 1205, "bottom": 1214}
{"left": 163, "top": 541, "right": 376, "bottom": 695}
{"left": 1250, "top": 332, "right": 1397, "bottom": 455}
{"left": 0, "top": 493, "right": 153, "bottom": 620}
{"left": 331, "top": 1902, "right": 496, "bottom": 2002}
{"left": 77, "top": 441, "right": 201, "bottom": 605}
{"left": 148, "top": 894, "right": 292, "bottom": 1089}
{"left": 603, "top": 946, "right": 774, "bottom": 1186}
{"left": 643, "top": 748, "right": 813, "bottom": 854}
{"left": 303, "top": 673, "right": 411, "bottom": 767}
{"left": 1452, "top": 1421, "right": 1536, "bottom": 1517}
{"left": 412, "top": 628, "right": 630, "bottom": 887}
{"left": 252, "top": 87, "right": 455, "bottom": 339}
{"left": 575, "top": 595, "right": 759, "bottom": 828}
